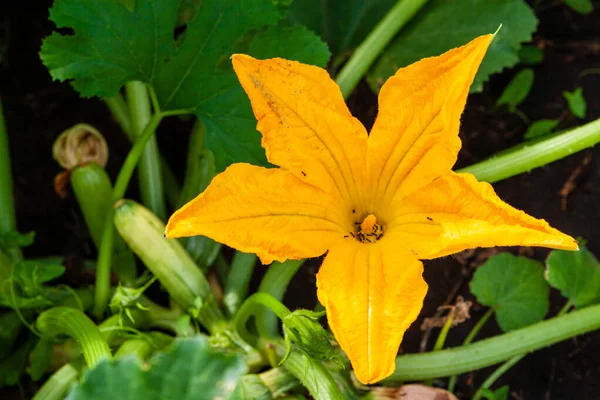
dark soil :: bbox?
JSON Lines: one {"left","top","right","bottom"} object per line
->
{"left": 1, "top": 0, "right": 599, "bottom": 399}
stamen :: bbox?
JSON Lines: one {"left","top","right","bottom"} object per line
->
{"left": 360, "top": 214, "right": 377, "bottom": 234}
{"left": 348, "top": 214, "right": 384, "bottom": 244}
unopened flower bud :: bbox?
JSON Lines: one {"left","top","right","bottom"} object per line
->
{"left": 52, "top": 123, "right": 108, "bottom": 169}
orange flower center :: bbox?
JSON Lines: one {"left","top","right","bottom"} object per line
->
{"left": 351, "top": 213, "right": 384, "bottom": 243}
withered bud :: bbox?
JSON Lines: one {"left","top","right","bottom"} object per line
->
{"left": 52, "top": 123, "right": 108, "bottom": 169}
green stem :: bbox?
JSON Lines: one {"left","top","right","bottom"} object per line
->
{"left": 36, "top": 307, "right": 112, "bottom": 368}
{"left": 472, "top": 355, "right": 522, "bottom": 400}
{"left": 459, "top": 117, "right": 600, "bottom": 183}
{"left": 0, "top": 97, "right": 22, "bottom": 262}
{"left": 447, "top": 308, "right": 495, "bottom": 391}
{"left": 93, "top": 112, "right": 163, "bottom": 319}
{"left": 282, "top": 351, "right": 345, "bottom": 400}
{"left": 104, "top": 94, "right": 181, "bottom": 208}
{"left": 114, "top": 338, "right": 153, "bottom": 360}
{"left": 31, "top": 362, "right": 80, "bottom": 400}
{"left": 105, "top": 93, "right": 132, "bottom": 138}
{"left": 259, "top": 367, "right": 301, "bottom": 397}
{"left": 125, "top": 81, "right": 166, "bottom": 220}
{"left": 469, "top": 300, "right": 575, "bottom": 397}
{"left": 335, "top": 0, "right": 429, "bottom": 98}
{"left": 433, "top": 310, "right": 454, "bottom": 351}
{"left": 385, "top": 303, "right": 600, "bottom": 382}
{"left": 464, "top": 308, "right": 494, "bottom": 345}
{"left": 235, "top": 293, "right": 292, "bottom": 346}
{"left": 256, "top": 259, "right": 304, "bottom": 338}
{"left": 224, "top": 252, "right": 257, "bottom": 315}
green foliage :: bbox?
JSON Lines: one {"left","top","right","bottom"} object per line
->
{"left": 546, "top": 246, "right": 600, "bottom": 308}
{"left": 0, "top": 231, "right": 35, "bottom": 250}
{"left": 496, "top": 68, "right": 535, "bottom": 111}
{"left": 518, "top": 45, "right": 544, "bottom": 65}
{"left": 281, "top": 309, "right": 341, "bottom": 366}
{"left": 368, "top": 0, "right": 538, "bottom": 93}
{"left": 563, "top": 87, "right": 587, "bottom": 119}
{"left": 0, "top": 260, "right": 69, "bottom": 309}
{"left": 28, "top": 339, "right": 53, "bottom": 381}
{"left": 470, "top": 253, "right": 549, "bottom": 332}
{"left": 67, "top": 337, "right": 246, "bottom": 400}
{"left": 0, "top": 336, "right": 36, "bottom": 387}
{"left": 481, "top": 385, "right": 510, "bottom": 400}
{"left": 287, "top": 0, "right": 395, "bottom": 63}
{"left": 564, "top": 0, "right": 594, "bottom": 14}
{"left": 41, "top": 0, "right": 330, "bottom": 171}
{"left": 249, "top": 26, "right": 331, "bottom": 67}
{"left": 0, "top": 312, "right": 22, "bottom": 359}
{"left": 524, "top": 119, "right": 559, "bottom": 140}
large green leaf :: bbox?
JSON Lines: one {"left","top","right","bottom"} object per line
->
{"left": 41, "top": 0, "right": 330, "bottom": 171}
{"left": 367, "top": 0, "right": 538, "bottom": 93}
{"left": 470, "top": 253, "right": 549, "bottom": 332}
{"left": 546, "top": 246, "right": 600, "bottom": 308}
{"left": 287, "top": 0, "right": 395, "bottom": 62}
{"left": 67, "top": 337, "right": 246, "bottom": 400}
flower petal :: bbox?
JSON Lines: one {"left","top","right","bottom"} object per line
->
{"left": 232, "top": 54, "right": 368, "bottom": 209}
{"left": 367, "top": 34, "right": 493, "bottom": 209}
{"left": 316, "top": 236, "right": 427, "bottom": 384}
{"left": 165, "top": 163, "right": 346, "bottom": 264}
{"left": 393, "top": 172, "right": 579, "bottom": 259}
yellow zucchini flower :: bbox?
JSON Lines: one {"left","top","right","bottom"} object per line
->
{"left": 165, "top": 34, "right": 577, "bottom": 384}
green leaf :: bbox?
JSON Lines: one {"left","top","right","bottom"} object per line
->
{"left": 67, "top": 336, "right": 246, "bottom": 400}
{"left": 0, "top": 231, "right": 35, "bottom": 249}
{"left": 0, "top": 261, "right": 68, "bottom": 309}
{"left": 518, "top": 45, "right": 544, "bottom": 65}
{"left": 249, "top": 26, "right": 331, "bottom": 68}
{"left": 496, "top": 68, "right": 534, "bottom": 110}
{"left": 0, "top": 336, "right": 36, "bottom": 387}
{"left": 28, "top": 339, "right": 53, "bottom": 381}
{"left": 0, "top": 312, "right": 22, "bottom": 359}
{"left": 41, "top": 0, "right": 331, "bottom": 171}
{"left": 524, "top": 119, "right": 559, "bottom": 140}
{"left": 368, "top": 0, "right": 538, "bottom": 93}
{"left": 563, "top": 87, "right": 587, "bottom": 119}
{"left": 546, "top": 246, "right": 600, "bottom": 308}
{"left": 287, "top": 0, "right": 395, "bottom": 62}
{"left": 564, "top": 0, "right": 594, "bottom": 14}
{"left": 470, "top": 253, "right": 550, "bottom": 332}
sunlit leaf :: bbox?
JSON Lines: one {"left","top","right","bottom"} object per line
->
{"left": 563, "top": 87, "right": 587, "bottom": 119}
{"left": 524, "top": 119, "right": 559, "bottom": 140}
{"left": 564, "top": 0, "right": 594, "bottom": 14}
{"left": 496, "top": 68, "right": 534, "bottom": 111}
{"left": 546, "top": 245, "right": 600, "bottom": 308}
{"left": 470, "top": 253, "right": 549, "bottom": 332}
{"left": 368, "top": 0, "right": 537, "bottom": 93}
{"left": 518, "top": 45, "right": 544, "bottom": 65}
{"left": 67, "top": 337, "right": 245, "bottom": 400}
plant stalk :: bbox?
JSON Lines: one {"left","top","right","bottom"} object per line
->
{"left": 0, "top": 97, "right": 22, "bottom": 262}
{"left": 31, "top": 362, "right": 80, "bottom": 400}
{"left": 36, "top": 307, "right": 112, "bottom": 368}
{"left": 460, "top": 117, "right": 600, "bottom": 183}
{"left": 93, "top": 112, "right": 163, "bottom": 319}
{"left": 282, "top": 351, "right": 345, "bottom": 400}
{"left": 224, "top": 252, "right": 257, "bottom": 315}
{"left": 125, "top": 81, "right": 166, "bottom": 220}
{"left": 235, "top": 293, "right": 292, "bottom": 346}
{"left": 386, "top": 303, "right": 600, "bottom": 382}
{"left": 256, "top": 259, "right": 304, "bottom": 338}
{"left": 335, "top": 0, "right": 429, "bottom": 98}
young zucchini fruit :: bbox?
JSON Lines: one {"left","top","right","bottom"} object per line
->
{"left": 113, "top": 200, "right": 226, "bottom": 333}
